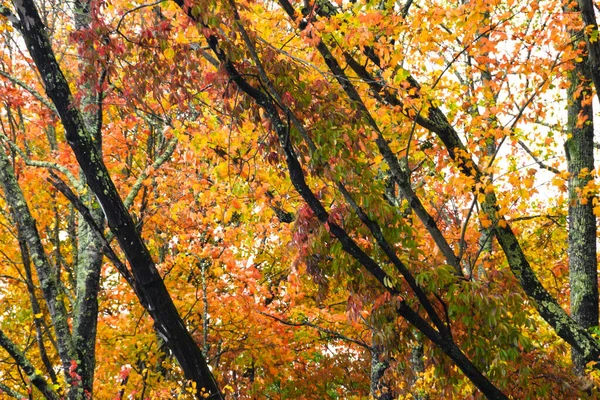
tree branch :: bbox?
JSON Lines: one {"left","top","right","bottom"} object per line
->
{"left": 0, "top": 329, "right": 60, "bottom": 400}
{"left": 0, "top": 137, "right": 75, "bottom": 380}
{"left": 46, "top": 172, "right": 136, "bottom": 289}
{"left": 123, "top": 136, "right": 177, "bottom": 209}
{"left": 0, "top": 132, "right": 83, "bottom": 192}
{"left": 0, "top": 69, "right": 57, "bottom": 115}
{"left": 259, "top": 311, "right": 372, "bottom": 350}
{"left": 517, "top": 139, "right": 560, "bottom": 174}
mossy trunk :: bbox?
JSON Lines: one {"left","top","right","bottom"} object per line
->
{"left": 70, "top": 0, "right": 105, "bottom": 395}
{"left": 566, "top": 54, "right": 597, "bottom": 374}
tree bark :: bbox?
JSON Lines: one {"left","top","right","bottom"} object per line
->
{"left": 0, "top": 329, "right": 60, "bottom": 400}
{"left": 566, "top": 54, "right": 597, "bottom": 374}
{"left": 70, "top": 0, "right": 104, "bottom": 394}
{"left": 370, "top": 338, "right": 392, "bottom": 400}
{"left": 409, "top": 331, "right": 427, "bottom": 400}
{"left": 0, "top": 145, "right": 76, "bottom": 383}
{"left": 9, "top": 0, "right": 223, "bottom": 397}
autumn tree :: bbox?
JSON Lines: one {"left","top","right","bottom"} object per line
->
{"left": 0, "top": 0, "right": 222, "bottom": 397}
{"left": 2, "top": 0, "right": 600, "bottom": 398}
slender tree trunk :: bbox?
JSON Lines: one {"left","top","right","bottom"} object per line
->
{"left": 70, "top": 0, "right": 104, "bottom": 395}
{"left": 370, "top": 339, "right": 392, "bottom": 400}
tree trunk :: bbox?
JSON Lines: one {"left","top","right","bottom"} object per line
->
{"left": 370, "top": 340, "right": 392, "bottom": 400}
{"left": 70, "top": 0, "right": 104, "bottom": 394}
{"left": 566, "top": 53, "right": 597, "bottom": 374}
{"left": 10, "top": 0, "right": 223, "bottom": 397}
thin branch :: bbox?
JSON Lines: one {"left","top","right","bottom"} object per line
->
{"left": 337, "top": 182, "right": 449, "bottom": 335}
{"left": 0, "top": 329, "right": 60, "bottom": 400}
{"left": 114, "top": 0, "right": 164, "bottom": 35}
{"left": 0, "top": 382, "right": 27, "bottom": 400}
{"left": 124, "top": 137, "right": 177, "bottom": 209}
{"left": 0, "top": 69, "right": 57, "bottom": 115}
{"left": 46, "top": 172, "right": 137, "bottom": 290}
{"left": 259, "top": 311, "right": 372, "bottom": 350}
{"left": 518, "top": 140, "right": 560, "bottom": 174}
{"left": 457, "top": 197, "right": 477, "bottom": 264}
{"left": 0, "top": 132, "right": 83, "bottom": 193}
{"left": 228, "top": 0, "right": 316, "bottom": 151}
{"left": 17, "top": 231, "right": 59, "bottom": 385}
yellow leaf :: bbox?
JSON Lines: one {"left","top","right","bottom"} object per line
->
{"left": 164, "top": 48, "right": 175, "bottom": 60}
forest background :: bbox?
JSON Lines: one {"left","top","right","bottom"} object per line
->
{"left": 1, "top": 0, "right": 600, "bottom": 398}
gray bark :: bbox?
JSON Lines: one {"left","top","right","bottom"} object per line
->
{"left": 566, "top": 55, "right": 597, "bottom": 374}
{"left": 370, "top": 350, "right": 392, "bottom": 400}
{"left": 72, "top": 199, "right": 103, "bottom": 395}
{"left": 70, "top": 0, "right": 105, "bottom": 393}
{"left": 409, "top": 332, "right": 427, "bottom": 400}
{"left": 0, "top": 148, "right": 76, "bottom": 385}
{"left": 370, "top": 335, "right": 392, "bottom": 400}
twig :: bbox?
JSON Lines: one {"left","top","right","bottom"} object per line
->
{"left": 258, "top": 310, "right": 372, "bottom": 350}
{"left": 518, "top": 140, "right": 560, "bottom": 174}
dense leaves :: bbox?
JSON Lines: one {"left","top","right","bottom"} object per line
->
{"left": 1, "top": 0, "right": 600, "bottom": 398}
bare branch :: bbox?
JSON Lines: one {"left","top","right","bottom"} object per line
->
{"left": 518, "top": 140, "right": 560, "bottom": 174}
{"left": 259, "top": 311, "right": 372, "bottom": 350}
{"left": 124, "top": 137, "right": 177, "bottom": 209}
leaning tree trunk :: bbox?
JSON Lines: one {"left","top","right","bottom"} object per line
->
{"left": 9, "top": 0, "right": 223, "bottom": 398}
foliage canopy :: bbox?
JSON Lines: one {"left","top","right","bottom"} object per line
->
{"left": 1, "top": 0, "right": 600, "bottom": 398}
